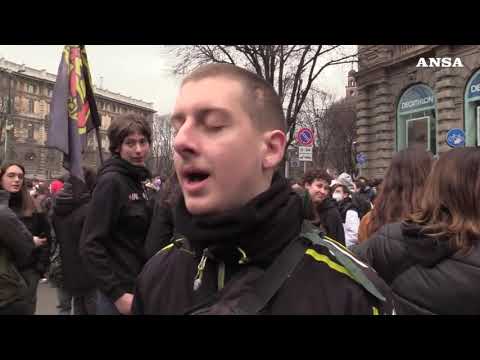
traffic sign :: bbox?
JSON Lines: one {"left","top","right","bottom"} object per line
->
{"left": 446, "top": 128, "right": 465, "bottom": 148}
{"left": 296, "top": 128, "right": 314, "bottom": 146}
{"left": 298, "top": 146, "right": 312, "bottom": 162}
{"left": 356, "top": 152, "right": 367, "bottom": 165}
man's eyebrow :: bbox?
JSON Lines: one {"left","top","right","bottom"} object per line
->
{"left": 198, "top": 107, "right": 230, "bottom": 118}
{"left": 170, "top": 113, "right": 184, "bottom": 122}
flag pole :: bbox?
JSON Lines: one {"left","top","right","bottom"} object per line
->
{"left": 95, "top": 126, "right": 104, "bottom": 166}
{"left": 80, "top": 45, "right": 104, "bottom": 167}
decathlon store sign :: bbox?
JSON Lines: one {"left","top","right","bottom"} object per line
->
{"left": 467, "top": 72, "right": 480, "bottom": 100}
{"left": 399, "top": 85, "right": 435, "bottom": 114}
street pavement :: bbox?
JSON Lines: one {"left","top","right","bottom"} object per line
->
{"left": 35, "top": 281, "right": 59, "bottom": 315}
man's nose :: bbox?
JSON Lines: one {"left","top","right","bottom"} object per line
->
{"left": 134, "top": 143, "right": 143, "bottom": 153}
{"left": 173, "top": 119, "right": 197, "bottom": 157}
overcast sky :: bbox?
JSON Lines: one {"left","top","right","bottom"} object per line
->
{"left": 0, "top": 45, "right": 357, "bottom": 115}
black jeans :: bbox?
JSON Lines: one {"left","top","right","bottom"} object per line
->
{"left": 73, "top": 289, "right": 97, "bottom": 315}
{"left": 96, "top": 291, "right": 121, "bottom": 315}
{"left": 21, "top": 269, "right": 41, "bottom": 315}
{"left": 0, "top": 300, "right": 31, "bottom": 315}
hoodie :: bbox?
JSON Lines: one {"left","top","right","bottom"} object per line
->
{"left": 80, "top": 156, "right": 152, "bottom": 302}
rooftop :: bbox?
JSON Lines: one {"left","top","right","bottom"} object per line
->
{"left": 0, "top": 57, "right": 155, "bottom": 111}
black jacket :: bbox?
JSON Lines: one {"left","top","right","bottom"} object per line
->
{"left": 52, "top": 180, "right": 95, "bottom": 296}
{"left": 8, "top": 190, "right": 52, "bottom": 277}
{"left": 336, "top": 197, "right": 358, "bottom": 223}
{"left": 16, "top": 212, "right": 51, "bottom": 276}
{"left": 80, "top": 156, "right": 152, "bottom": 302}
{"left": 314, "top": 198, "right": 345, "bottom": 246}
{"left": 0, "top": 190, "right": 34, "bottom": 267}
{"left": 351, "top": 222, "right": 480, "bottom": 314}
{"left": 133, "top": 174, "right": 392, "bottom": 315}
{"left": 144, "top": 202, "right": 176, "bottom": 260}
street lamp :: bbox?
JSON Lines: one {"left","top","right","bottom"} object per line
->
{"left": 2, "top": 66, "right": 26, "bottom": 162}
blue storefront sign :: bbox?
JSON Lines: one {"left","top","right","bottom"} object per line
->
{"left": 398, "top": 84, "right": 436, "bottom": 114}
{"left": 446, "top": 128, "right": 465, "bottom": 148}
{"left": 467, "top": 72, "right": 480, "bottom": 100}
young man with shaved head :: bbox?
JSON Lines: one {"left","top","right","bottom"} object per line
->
{"left": 133, "top": 64, "right": 393, "bottom": 315}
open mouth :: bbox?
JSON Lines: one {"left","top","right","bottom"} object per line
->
{"left": 184, "top": 170, "right": 210, "bottom": 184}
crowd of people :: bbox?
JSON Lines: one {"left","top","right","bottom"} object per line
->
{"left": 1, "top": 63, "right": 480, "bottom": 315}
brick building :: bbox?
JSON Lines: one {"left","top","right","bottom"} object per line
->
{"left": 355, "top": 45, "right": 480, "bottom": 178}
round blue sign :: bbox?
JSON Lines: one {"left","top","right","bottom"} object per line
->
{"left": 446, "top": 128, "right": 465, "bottom": 148}
{"left": 296, "top": 128, "right": 314, "bottom": 146}
{"left": 356, "top": 152, "right": 367, "bottom": 165}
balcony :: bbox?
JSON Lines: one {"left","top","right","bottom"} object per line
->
{"left": 392, "top": 45, "right": 433, "bottom": 60}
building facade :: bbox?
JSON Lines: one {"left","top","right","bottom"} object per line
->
{"left": 0, "top": 58, "right": 156, "bottom": 180}
{"left": 355, "top": 45, "right": 480, "bottom": 179}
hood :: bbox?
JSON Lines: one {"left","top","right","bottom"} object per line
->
{"left": 53, "top": 181, "right": 90, "bottom": 216}
{"left": 98, "top": 156, "right": 151, "bottom": 183}
{"left": 400, "top": 221, "right": 456, "bottom": 267}
{"left": 0, "top": 189, "right": 10, "bottom": 207}
{"left": 316, "top": 197, "right": 337, "bottom": 213}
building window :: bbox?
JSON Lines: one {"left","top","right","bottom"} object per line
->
{"left": 27, "top": 123, "right": 34, "bottom": 139}
{"left": 396, "top": 84, "right": 437, "bottom": 154}
{"left": 0, "top": 96, "right": 6, "bottom": 112}
{"left": 464, "top": 68, "right": 480, "bottom": 146}
{"left": 28, "top": 84, "right": 34, "bottom": 93}
{"left": 25, "top": 151, "right": 36, "bottom": 161}
{"left": 28, "top": 99, "right": 34, "bottom": 113}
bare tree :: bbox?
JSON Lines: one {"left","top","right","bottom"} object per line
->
{"left": 296, "top": 88, "right": 337, "bottom": 169}
{"left": 151, "top": 114, "right": 175, "bottom": 179}
{"left": 288, "top": 87, "right": 357, "bottom": 176}
{"left": 323, "top": 98, "right": 357, "bottom": 174}
{"left": 169, "top": 45, "right": 357, "bottom": 148}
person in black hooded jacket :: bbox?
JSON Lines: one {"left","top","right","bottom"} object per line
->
{"left": 352, "top": 148, "right": 480, "bottom": 315}
{"left": 80, "top": 114, "right": 152, "bottom": 315}
{"left": 133, "top": 64, "right": 393, "bottom": 315}
{"left": 302, "top": 169, "right": 345, "bottom": 245}
{"left": 52, "top": 167, "right": 97, "bottom": 315}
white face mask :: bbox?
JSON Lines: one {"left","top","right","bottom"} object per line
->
{"left": 332, "top": 192, "right": 343, "bottom": 202}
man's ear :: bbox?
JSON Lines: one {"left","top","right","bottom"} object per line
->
{"left": 262, "top": 130, "right": 286, "bottom": 170}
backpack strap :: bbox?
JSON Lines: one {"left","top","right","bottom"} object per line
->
{"left": 234, "top": 235, "right": 309, "bottom": 315}
{"left": 300, "top": 220, "right": 387, "bottom": 302}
